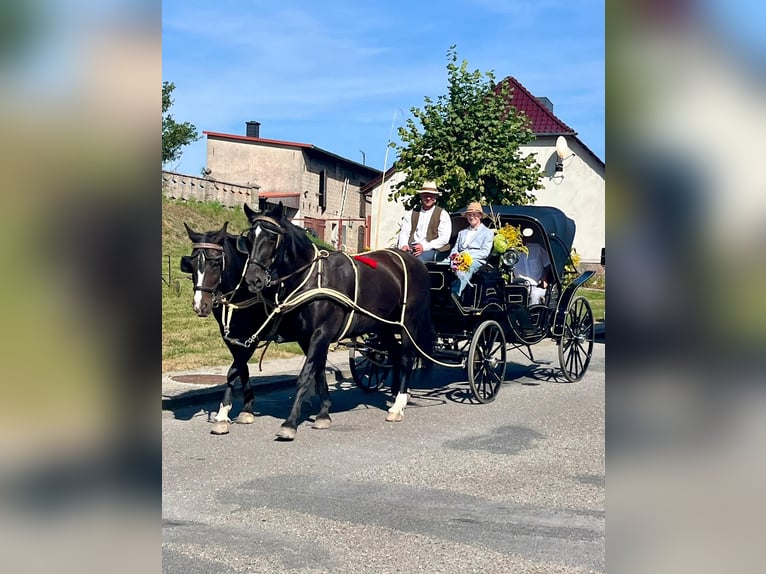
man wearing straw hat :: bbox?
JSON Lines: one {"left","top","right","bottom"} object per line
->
{"left": 397, "top": 181, "right": 452, "bottom": 261}
{"left": 449, "top": 201, "right": 494, "bottom": 301}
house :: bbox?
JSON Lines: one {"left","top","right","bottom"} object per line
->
{"left": 363, "top": 76, "right": 605, "bottom": 265}
{"left": 203, "top": 122, "right": 382, "bottom": 253}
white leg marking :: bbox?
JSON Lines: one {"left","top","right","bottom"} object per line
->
{"left": 214, "top": 403, "right": 232, "bottom": 423}
{"left": 193, "top": 267, "right": 206, "bottom": 313}
{"left": 388, "top": 392, "right": 408, "bottom": 415}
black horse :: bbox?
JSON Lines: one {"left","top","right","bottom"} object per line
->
{"left": 181, "top": 222, "right": 272, "bottom": 435}
{"left": 241, "top": 202, "right": 434, "bottom": 440}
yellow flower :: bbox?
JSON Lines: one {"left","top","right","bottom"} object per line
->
{"left": 449, "top": 251, "right": 473, "bottom": 272}
{"left": 493, "top": 224, "right": 528, "bottom": 255}
{"left": 563, "top": 248, "right": 581, "bottom": 279}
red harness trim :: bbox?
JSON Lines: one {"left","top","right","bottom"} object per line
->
{"left": 353, "top": 255, "right": 378, "bottom": 269}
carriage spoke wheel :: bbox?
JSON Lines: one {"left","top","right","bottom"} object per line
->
{"left": 348, "top": 335, "right": 392, "bottom": 392}
{"left": 558, "top": 296, "right": 595, "bottom": 382}
{"left": 468, "top": 320, "right": 506, "bottom": 403}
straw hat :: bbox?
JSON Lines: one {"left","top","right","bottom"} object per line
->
{"left": 463, "top": 201, "right": 487, "bottom": 218}
{"left": 417, "top": 181, "right": 442, "bottom": 196}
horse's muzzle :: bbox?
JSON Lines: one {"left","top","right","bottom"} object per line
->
{"left": 245, "top": 266, "right": 270, "bottom": 293}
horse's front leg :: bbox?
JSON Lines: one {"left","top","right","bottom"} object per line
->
{"left": 234, "top": 357, "right": 256, "bottom": 425}
{"left": 211, "top": 373, "right": 235, "bottom": 435}
{"left": 277, "top": 342, "right": 330, "bottom": 440}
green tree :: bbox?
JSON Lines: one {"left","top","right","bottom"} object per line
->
{"left": 162, "top": 81, "right": 200, "bottom": 165}
{"left": 391, "top": 47, "right": 544, "bottom": 211}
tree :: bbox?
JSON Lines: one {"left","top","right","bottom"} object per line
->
{"left": 390, "top": 47, "right": 544, "bottom": 211}
{"left": 162, "top": 81, "right": 200, "bottom": 165}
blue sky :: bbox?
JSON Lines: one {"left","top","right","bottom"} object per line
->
{"left": 162, "top": 0, "right": 604, "bottom": 176}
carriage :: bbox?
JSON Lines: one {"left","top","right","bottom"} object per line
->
{"left": 348, "top": 204, "right": 596, "bottom": 403}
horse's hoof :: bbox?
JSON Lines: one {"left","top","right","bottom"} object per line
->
{"left": 210, "top": 421, "right": 230, "bottom": 435}
{"left": 235, "top": 412, "right": 256, "bottom": 424}
{"left": 385, "top": 411, "right": 404, "bottom": 423}
{"left": 312, "top": 416, "right": 332, "bottom": 430}
{"left": 275, "top": 426, "right": 297, "bottom": 441}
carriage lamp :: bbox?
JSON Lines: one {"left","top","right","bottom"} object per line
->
{"left": 501, "top": 249, "right": 520, "bottom": 268}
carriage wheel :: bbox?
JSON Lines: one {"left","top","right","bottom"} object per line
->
{"left": 468, "top": 320, "right": 507, "bottom": 403}
{"left": 558, "top": 296, "right": 595, "bottom": 382}
{"left": 348, "top": 335, "right": 392, "bottom": 392}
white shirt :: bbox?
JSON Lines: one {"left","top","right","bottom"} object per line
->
{"left": 514, "top": 243, "right": 550, "bottom": 286}
{"left": 397, "top": 207, "right": 451, "bottom": 251}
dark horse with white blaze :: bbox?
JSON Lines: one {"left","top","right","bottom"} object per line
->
{"left": 242, "top": 202, "right": 434, "bottom": 440}
{"left": 181, "top": 222, "right": 272, "bottom": 435}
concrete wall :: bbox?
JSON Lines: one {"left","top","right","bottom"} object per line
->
{"left": 161, "top": 170, "right": 257, "bottom": 207}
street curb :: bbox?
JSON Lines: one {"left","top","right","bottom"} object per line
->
{"left": 162, "top": 351, "right": 352, "bottom": 411}
{"left": 162, "top": 374, "right": 297, "bottom": 411}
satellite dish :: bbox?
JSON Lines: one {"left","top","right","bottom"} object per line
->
{"left": 555, "top": 136, "right": 572, "bottom": 159}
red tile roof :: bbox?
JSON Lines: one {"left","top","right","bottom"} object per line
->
{"left": 495, "top": 77, "right": 576, "bottom": 135}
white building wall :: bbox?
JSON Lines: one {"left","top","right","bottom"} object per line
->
{"left": 369, "top": 171, "right": 407, "bottom": 250}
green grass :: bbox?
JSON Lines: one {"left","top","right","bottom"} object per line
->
{"left": 580, "top": 287, "right": 605, "bottom": 323}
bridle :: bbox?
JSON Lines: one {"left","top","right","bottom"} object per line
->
{"left": 188, "top": 242, "right": 224, "bottom": 295}
{"left": 243, "top": 216, "right": 286, "bottom": 289}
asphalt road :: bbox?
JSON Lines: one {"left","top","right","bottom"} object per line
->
{"left": 163, "top": 338, "right": 604, "bottom": 573}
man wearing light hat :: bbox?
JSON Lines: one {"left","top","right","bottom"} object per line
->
{"left": 397, "top": 181, "right": 452, "bottom": 261}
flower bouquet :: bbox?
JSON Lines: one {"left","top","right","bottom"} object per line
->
{"left": 492, "top": 224, "right": 528, "bottom": 256}
{"left": 449, "top": 251, "right": 473, "bottom": 272}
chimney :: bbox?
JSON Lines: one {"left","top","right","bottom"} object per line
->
{"left": 536, "top": 97, "right": 554, "bottom": 113}
{"left": 246, "top": 121, "right": 261, "bottom": 138}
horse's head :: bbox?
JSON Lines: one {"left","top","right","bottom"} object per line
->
{"left": 181, "top": 222, "right": 228, "bottom": 317}
{"left": 242, "top": 202, "right": 287, "bottom": 293}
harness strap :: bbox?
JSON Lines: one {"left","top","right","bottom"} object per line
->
{"left": 335, "top": 252, "right": 358, "bottom": 342}
{"left": 191, "top": 242, "right": 224, "bottom": 251}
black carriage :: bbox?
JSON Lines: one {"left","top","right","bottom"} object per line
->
{"left": 349, "top": 205, "right": 596, "bottom": 402}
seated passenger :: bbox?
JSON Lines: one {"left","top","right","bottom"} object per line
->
{"left": 514, "top": 240, "right": 551, "bottom": 305}
{"left": 449, "top": 202, "right": 494, "bottom": 298}
{"left": 396, "top": 181, "right": 452, "bottom": 261}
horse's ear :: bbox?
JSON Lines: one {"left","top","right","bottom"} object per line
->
{"left": 274, "top": 202, "right": 284, "bottom": 219}
{"left": 184, "top": 222, "right": 199, "bottom": 241}
{"left": 243, "top": 203, "right": 257, "bottom": 222}
{"left": 213, "top": 221, "right": 229, "bottom": 242}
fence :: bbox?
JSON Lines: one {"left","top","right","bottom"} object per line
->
{"left": 162, "top": 170, "right": 258, "bottom": 208}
